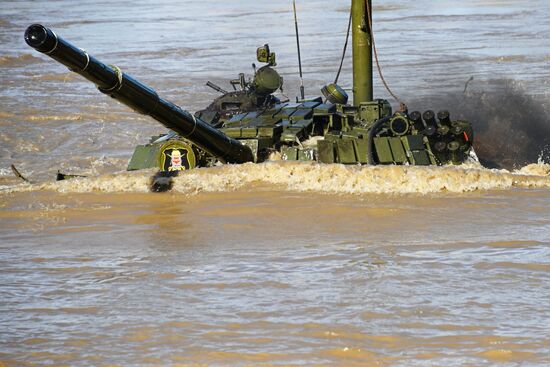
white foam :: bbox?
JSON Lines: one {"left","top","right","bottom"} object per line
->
{"left": 4, "top": 162, "right": 548, "bottom": 196}
{"left": 0, "top": 168, "right": 12, "bottom": 176}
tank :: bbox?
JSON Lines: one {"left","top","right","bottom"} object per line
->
{"left": 24, "top": 0, "right": 474, "bottom": 174}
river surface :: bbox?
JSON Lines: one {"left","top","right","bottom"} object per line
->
{"left": 1, "top": 0, "right": 550, "bottom": 366}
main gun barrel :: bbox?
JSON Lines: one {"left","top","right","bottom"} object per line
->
{"left": 24, "top": 24, "right": 253, "bottom": 164}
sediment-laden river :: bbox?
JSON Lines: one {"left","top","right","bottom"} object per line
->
{"left": 1, "top": 0, "right": 549, "bottom": 366}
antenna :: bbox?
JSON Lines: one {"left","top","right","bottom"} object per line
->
{"left": 293, "top": 0, "right": 305, "bottom": 100}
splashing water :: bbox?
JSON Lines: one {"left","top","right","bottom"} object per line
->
{"left": 2, "top": 161, "right": 549, "bottom": 196}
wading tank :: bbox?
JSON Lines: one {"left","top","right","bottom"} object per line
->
{"left": 24, "top": 0, "right": 474, "bottom": 174}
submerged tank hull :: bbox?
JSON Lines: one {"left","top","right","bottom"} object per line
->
{"left": 24, "top": 1, "right": 473, "bottom": 174}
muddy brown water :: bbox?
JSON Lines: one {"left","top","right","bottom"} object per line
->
{"left": 1, "top": 0, "right": 550, "bottom": 366}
